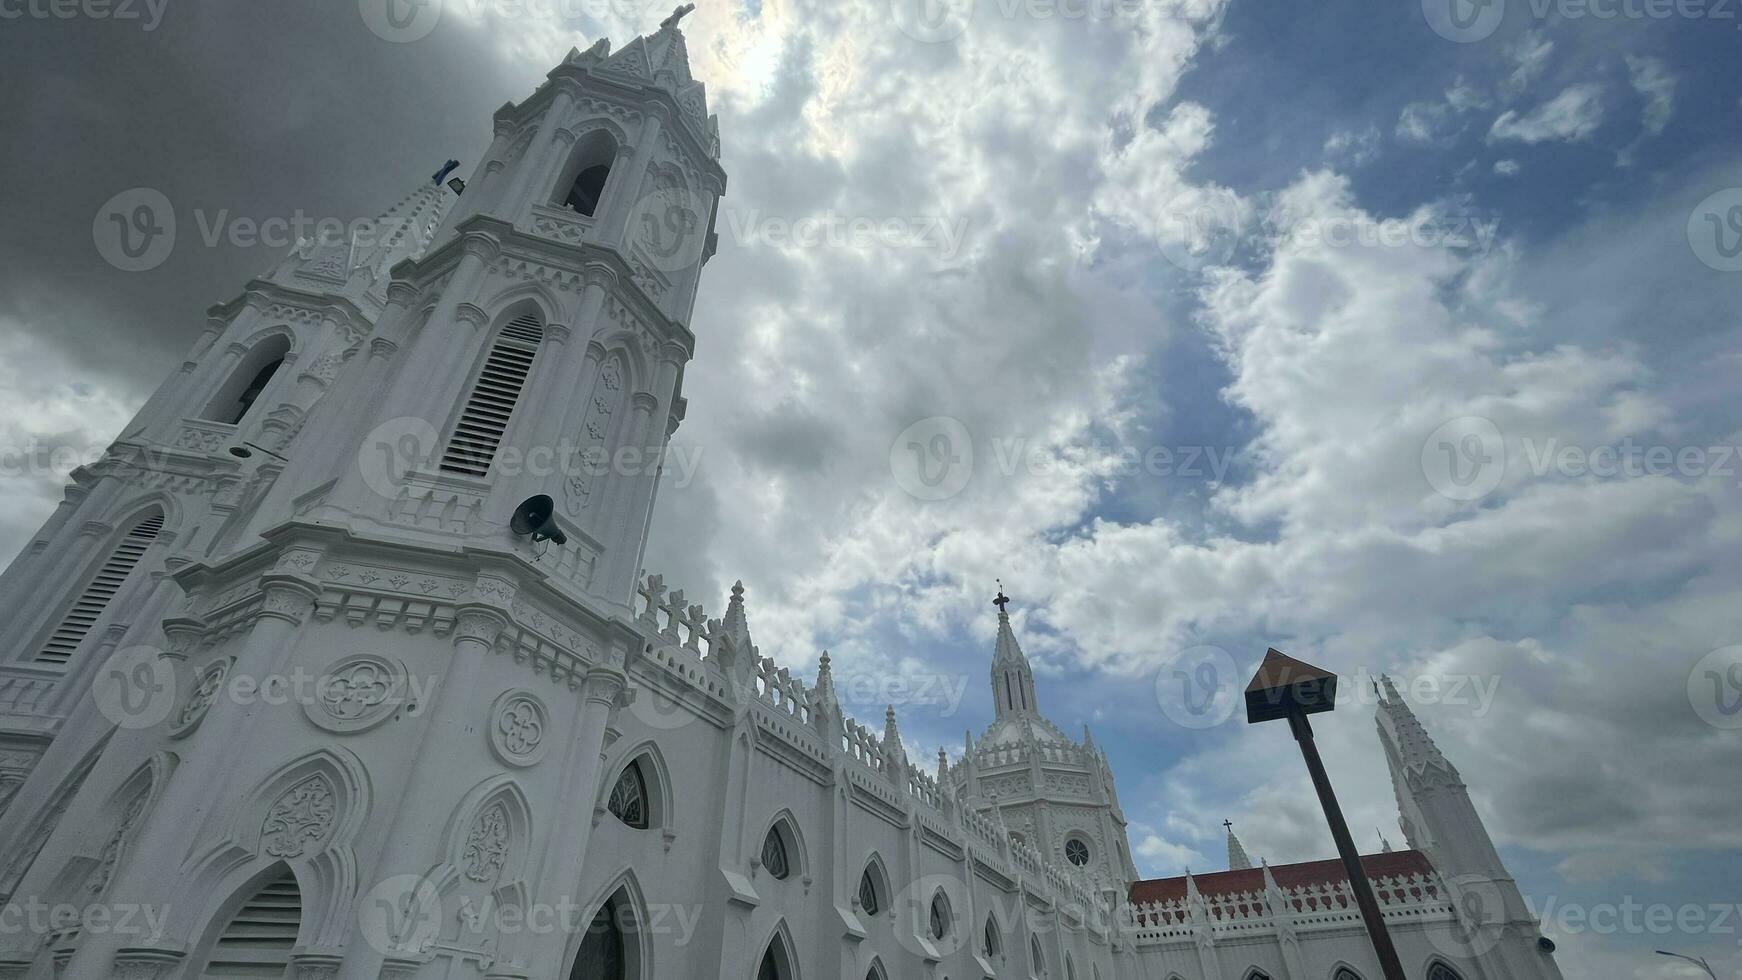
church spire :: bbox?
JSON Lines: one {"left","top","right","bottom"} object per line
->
{"left": 266, "top": 171, "right": 453, "bottom": 306}
{"left": 1224, "top": 820, "right": 1253, "bottom": 871}
{"left": 990, "top": 583, "right": 1040, "bottom": 720}
{"left": 1375, "top": 674, "right": 1460, "bottom": 781}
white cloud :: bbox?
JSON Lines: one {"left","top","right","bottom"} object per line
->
{"left": 1617, "top": 55, "right": 1676, "bottom": 166}
{"left": 1488, "top": 83, "right": 1605, "bottom": 144}
{"left": 1493, "top": 158, "right": 1520, "bottom": 175}
{"left": 0, "top": 322, "right": 139, "bottom": 563}
{"left": 1502, "top": 30, "right": 1554, "bottom": 98}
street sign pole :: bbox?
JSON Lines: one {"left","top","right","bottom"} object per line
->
{"left": 1245, "top": 648, "right": 1407, "bottom": 980}
{"left": 1286, "top": 708, "right": 1408, "bottom": 980}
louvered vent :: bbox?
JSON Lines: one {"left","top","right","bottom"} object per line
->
{"left": 202, "top": 868, "right": 301, "bottom": 980}
{"left": 439, "top": 312, "right": 544, "bottom": 477}
{"left": 35, "top": 513, "right": 164, "bottom": 666}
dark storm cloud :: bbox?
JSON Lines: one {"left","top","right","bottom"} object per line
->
{"left": 0, "top": 0, "right": 519, "bottom": 391}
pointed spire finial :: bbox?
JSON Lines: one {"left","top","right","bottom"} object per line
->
{"left": 1225, "top": 820, "right": 1253, "bottom": 871}
{"left": 993, "top": 579, "right": 1011, "bottom": 614}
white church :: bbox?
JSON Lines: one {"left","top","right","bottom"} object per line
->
{"left": 0, "top": 15, "right": 1568, "bottom": 980}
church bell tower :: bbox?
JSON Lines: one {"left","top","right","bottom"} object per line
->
{"left": 0, "top": 13, "right": 726, "bottom": 980}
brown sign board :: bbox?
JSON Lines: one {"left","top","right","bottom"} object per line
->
{"left": 1245, "top": 648, "right": 1339, "bottom": 724}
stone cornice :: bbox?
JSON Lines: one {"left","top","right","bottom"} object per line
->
{"left": 408, "top": 214, "right": 697, "bottom": 354}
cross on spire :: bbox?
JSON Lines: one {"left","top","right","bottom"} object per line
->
{"left": 660, "top": 3, "right": 695, "bottom": 29}
{"left": 1224, "top": 819, "right": 1234, "bottom": 832}
{"left": 993, "top": 580, "right": 1010, "bottom": 613}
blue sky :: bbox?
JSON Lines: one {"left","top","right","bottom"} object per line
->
{"left": 1, "top": 0, "right": 1740, "bottom": 976}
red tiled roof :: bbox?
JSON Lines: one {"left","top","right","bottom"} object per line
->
{"left": 1128, "top": 849, "right": 1435, "bottom": 906}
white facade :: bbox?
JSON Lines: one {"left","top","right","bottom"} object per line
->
{"left": 0, "top": 24, "right": 1566, "bottom": 980}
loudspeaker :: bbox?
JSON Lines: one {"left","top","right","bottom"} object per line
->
{"left": 510, "top": 494, "right": 568, "bottom": 546}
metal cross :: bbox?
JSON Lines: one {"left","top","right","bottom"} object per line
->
{"left": 660, "top": 3, "right": 695, "bottom": 28}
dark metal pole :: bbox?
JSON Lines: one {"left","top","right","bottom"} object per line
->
{"left": 1287, "top": 709, "right": 1408, "bottom": 980}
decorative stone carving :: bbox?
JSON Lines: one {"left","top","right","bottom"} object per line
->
{"left": 261, "top": 774, "right": 337, "bottom": 858}
{"left": 462, "top": 801, "right": 511, "bottom": 883}
{"left": 260, "top": 584, "right": 316, "bottom": 624}
{"left": 304, "top": 654, "right": 409, "bottom": 734}
{"left": 487, "top": 691, "right": 548, "bottom": 767}
{"left": 107, "top": 949, "right": 185, "bottom": 980}
{"left": 170, "top": 657, "right": 232, "bottom": 739}
{"left": 86, "top": 784, "right": 150, "bottom": 896}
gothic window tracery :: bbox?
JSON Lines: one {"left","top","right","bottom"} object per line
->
{"left": 856, "top": 865, "right": 880, "bottom": 915}
{"left": 607, "top": 762, "right": 648, "bottom": 829}
{"left": 1065, "top": 837, "right": 1091, "bottom": 867}
{"left": 761, "top": 825, "right": 790, "bottom": 880}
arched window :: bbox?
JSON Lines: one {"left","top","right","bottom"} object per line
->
{"left": 1065, "top": 838, "right": 1091, "bottom": 867}
{"left": 1426, "top": 965, "right": 1464, "bottom": 980}
{"left": 929, "top": 890, "right": 952, "bottom": 941}
{"left": 856, "top": 864, "right": 882, "bottom": 916}
{"left": 568, "top": 166, "right": 611, "bottom": 216}
{"left": 1031, "top": 935, "right": 1048, "bottom": 978}
{"left": 439, "top": 310, "right": 544, "bottom": 477}
{"left": 606, "top": 762, "right": 648, "bottom": 829}
{"left": 204, "top": 335, "right": 290, "bottom": 426}
{"left": 1242, "top": 970, "right": 1273, "bottom": 980}
{"left": 570, "top": 893, "right": 636, "bottom": 980}
{"left": 1333, "top": 969, "right": 1364, "bottom": 980}
{"left": 756, "top": 935, "right": 795, "bottom": 980}
{"left": 864, "top": 960, "right": 888, "bottom": 980}
{"left": 1066, "top": 955, "right": 1078, "bottom": 980}
{"left": 557, "top": 130, "right": 619, "bottom": 218}
{"left": 36, "top": 509, "right": 164, "bottom": 665}
{"left": 761, "top": 825, "right": 791, "bottom": 880}
{"left": 982, "top": 916, "right": 1002, "bottom": 960}
{"left": 199, "top": 867, "right": 300, "bottom": 979}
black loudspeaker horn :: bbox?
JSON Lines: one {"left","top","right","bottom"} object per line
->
{"left": 510, "top": 494, "right": 568, "bottom": 546}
